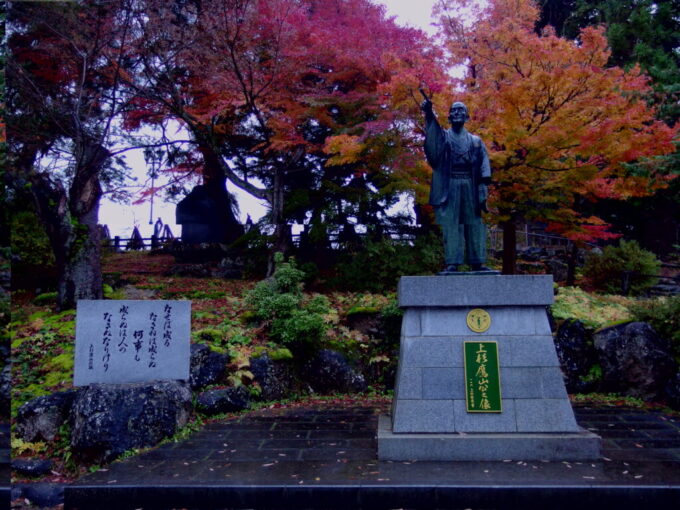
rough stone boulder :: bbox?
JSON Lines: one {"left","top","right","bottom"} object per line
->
{"left": 554, "top": 319, "right": 597, "bottom": 393}
{"left": 196, "top": 387, "right": 250, "bottom": 415}
{"left": 12, "top": 484, "right": 64, "bottom": 508}
{"left": 11, "top": 458, "right": 53, "bottom": 477}
{"left": 190, "top": 343, "right": 229, "bottom": 390}
{"left": 249, "top": 353, "right": 296, "bottom": 401}
{"left": 303, "top": 349, "right": 367, "bottom": 394}
{"left": 593, "top": 322, "right": 677, "bottom": 400}
{"left": 70, "top": 380, "right": 192, "bottom": 463}
{"left": 16, "top": 390, "right": 80, "bottom": 442}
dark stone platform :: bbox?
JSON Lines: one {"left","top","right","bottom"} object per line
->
{"left": 63, "top": 401, "right": 680, "bottom": 509}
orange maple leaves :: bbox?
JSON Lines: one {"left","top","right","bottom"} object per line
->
{"left": 434, "top": 0, "right": 677, "bottom": 242}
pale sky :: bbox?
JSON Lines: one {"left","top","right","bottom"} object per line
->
{"left": 100, "top": 0, "right": 440, "bottom": 238}
{"left": 382, "top": 0, "right": 438, "bottom": 35}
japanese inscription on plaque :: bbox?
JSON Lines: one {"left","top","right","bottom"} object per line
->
{"left": 464, "top": 341, "right": 502, "bottom": 412}
{"left": 74, "top": 300, "right": 191, "bottom": 386}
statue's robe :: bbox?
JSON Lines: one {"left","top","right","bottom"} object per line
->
{"left": 424, "top": 113, "right": 491, "bottom": 265}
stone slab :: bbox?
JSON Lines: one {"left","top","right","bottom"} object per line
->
{"left": 420, "top": 307, "right": 547, "bottom": 336}
{"left": 399, "top": 335, "right": 561, "bottom": 369}
{"left": 453, "top": 400, "right": 517, "bottom": 432}
{"left": 505, "top": 336, "right": 561, "bottom": 367}
{"left": 392, "top": 400, "right": 454, "bottom": 433}
{"left": 500, "top": 368, "right": 545, "bottom": 398}
{"left": 74, "top": 300, "right": 191, "bottom": 386}
{"left": 395, "top": 367, "right": 422, "bottom": 399}
{"left": 515, "top": 399, "right": 580, "bottom": 432}
{"left": 401, "top": 310, "right": 421, "bottom": 336}
{"left": 399, "top": 275, "right": 554, "bottom": 307}
{"left": 401, "top": 337, "right": 462, "bottom": 367}
{"left": 422, "top": 368, "right": 466, "bottom": 399}
{"left": 378, "top": 416, "right": 601, "bottom": 461}
{"left": 540, "top": 367, "right": 569, "bottom": 399}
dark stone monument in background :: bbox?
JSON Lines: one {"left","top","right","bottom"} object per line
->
{"left": 176, "top": 185, "right": 243, "bottom": 245}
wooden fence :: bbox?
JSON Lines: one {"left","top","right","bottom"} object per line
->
{"left": 103, "top": 225, "right": 577, "bottom": 253}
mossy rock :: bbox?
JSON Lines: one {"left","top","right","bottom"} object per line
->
{"left": 252, "top": 346, "right": 294, "bottom": 362}
{"left": 346, "top": 306, "right": 380, "bottom": 316}
{"left": 193, "top": 328, "right": 224, "bottom": 343}
{"left": 33, "top": 293, "right": 58, "bottom": 306}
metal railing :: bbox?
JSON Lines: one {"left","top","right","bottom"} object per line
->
{"left": 102, "top": 235, "right": 179, "bottom": 251}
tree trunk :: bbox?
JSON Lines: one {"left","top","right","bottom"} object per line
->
{"left": 29, "top": 141, "right": 108, "bottom": 310}
{"left": 267, "top": 167, "right": 289, "bottom": 276}
{"left": 501, "top": 219, "right": 517, "bottom": 275}
{"left": 57, "top": 203, "right": 104, "bottom": 310}
{"left": 566, "top": 241, "right": 578, "bottom": 286}
{"left": 199, "top": 144, "right": 243, "bottom": 243}
{"left": 414, "top": 203, "right": 435, "bottom": 235}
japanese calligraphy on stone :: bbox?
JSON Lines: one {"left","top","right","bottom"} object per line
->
{"left": 74, "top": 300, "right": 191, "bottom": 386}
{"left": 463, "top": 341, "right": 502, "bottom": 413}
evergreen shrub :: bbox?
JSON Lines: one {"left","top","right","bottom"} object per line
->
{"left": 583, "top": 240, "right": 660, "bottom": 295}
{"left": 245, "top": 253, "right": 330, "bottom": 350}
{"left": 328, "top": 232, "right": 443, "bottom": 292}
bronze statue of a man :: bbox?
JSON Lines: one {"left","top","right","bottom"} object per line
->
{"left": 422, "top": 97, "right": 492, "bottom": 273}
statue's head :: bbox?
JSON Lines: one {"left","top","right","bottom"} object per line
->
{"left": 448, "top": 101, "right": 469, "bottom": 126}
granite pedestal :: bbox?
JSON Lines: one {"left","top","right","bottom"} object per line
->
{"left": 378, "top": 275, "right": 600, "bottom": 461}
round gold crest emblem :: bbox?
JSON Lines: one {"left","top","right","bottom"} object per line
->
{"left": 466, "top": 308, "right": 491, "bottom": 333}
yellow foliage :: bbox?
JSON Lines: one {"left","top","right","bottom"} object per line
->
{"left": 324, "top": 135, "right": 365, "bottom": 165}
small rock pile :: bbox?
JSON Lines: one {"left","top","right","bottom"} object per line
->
{"left": 14, "top": 344, "right": 367, "bottom": 467}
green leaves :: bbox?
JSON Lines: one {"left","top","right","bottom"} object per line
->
{"left": 583, "top": 240, "right": 661, "bottom": 295}
{"left": 245, "top": 254, "right": 331, "bottom": 349}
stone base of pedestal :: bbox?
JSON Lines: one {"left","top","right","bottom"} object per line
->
{"left": 379, "top": 275, "right": 601, "bottom": 461}
{"left": 378, "top": 416, "right": 601, "bottom": 461}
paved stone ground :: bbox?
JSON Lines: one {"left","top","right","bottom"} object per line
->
{"left": 64, "top": 401, "right": 680, "bottom": 509}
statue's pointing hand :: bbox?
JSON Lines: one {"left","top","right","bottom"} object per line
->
{"left": 419, "top": 88, "right": 433, "bottom": 115}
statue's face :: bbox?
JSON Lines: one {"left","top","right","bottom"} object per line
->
{"left": 448, "top": 103, "right": 469, "bottom": 125}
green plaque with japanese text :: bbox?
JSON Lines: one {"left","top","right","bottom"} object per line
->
{"left": 464, "top": 341, "right": 502, "bottom": 413}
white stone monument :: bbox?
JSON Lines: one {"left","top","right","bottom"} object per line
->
{"left": 74, "top": 300, "right": 191, "bottom": 386}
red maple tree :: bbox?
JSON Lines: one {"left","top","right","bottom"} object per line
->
{"left": 121, "top": 0, "right": 447, "bottom": 268}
